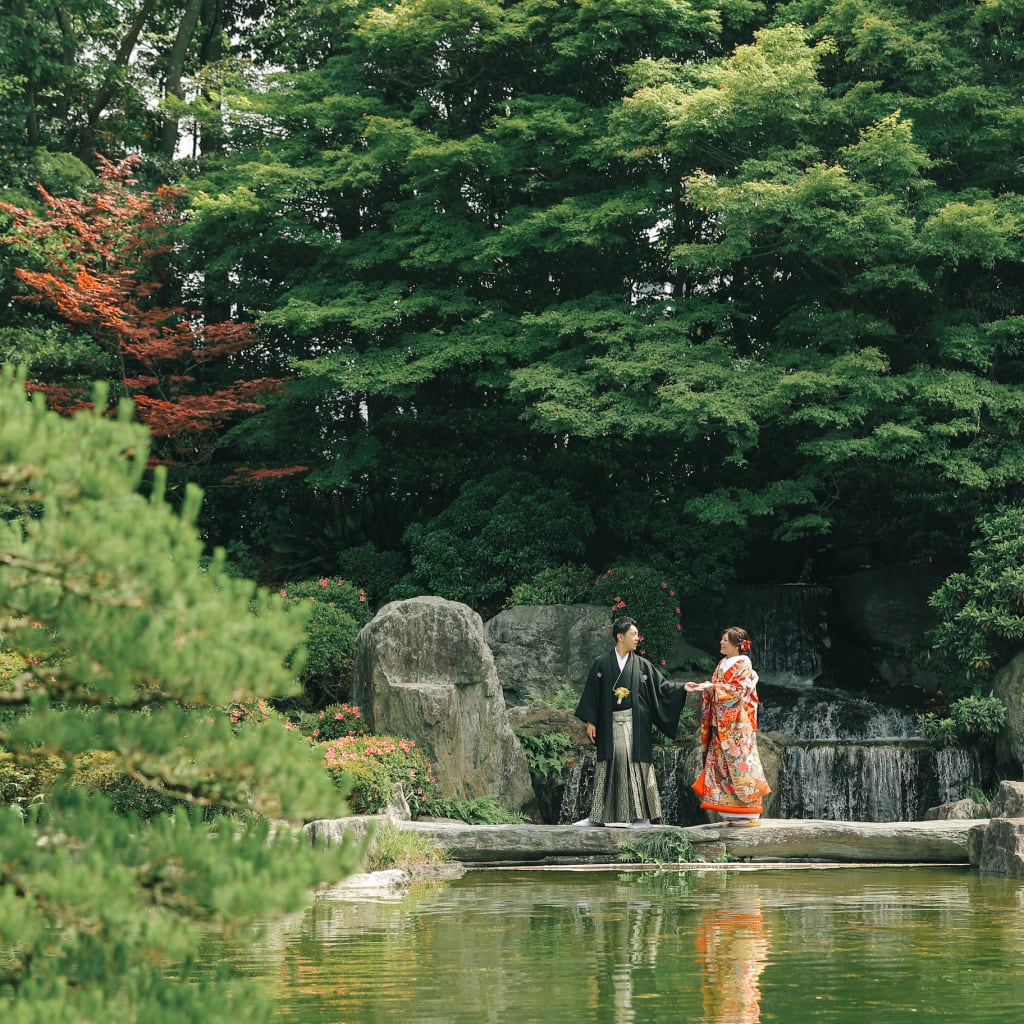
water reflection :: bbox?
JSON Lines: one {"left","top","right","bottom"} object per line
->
{"left": 696, "top": 897, "right": 769, "bottom": 1024}
{"left": 192, "top": 867, "right": 1024, "bottom": 1024}
{"left": 574, "top": 892, "right": 666, "bottom": 1023}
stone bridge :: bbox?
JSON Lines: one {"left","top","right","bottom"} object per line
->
{"left": 306, "top": 817, "right": 979, "bottom": 866}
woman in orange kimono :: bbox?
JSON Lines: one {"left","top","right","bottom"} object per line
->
{"left": 686, "top": 626, "right": 771, "bottom": 825}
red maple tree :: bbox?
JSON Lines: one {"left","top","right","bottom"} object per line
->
{"left": 1, "top": 156, "right": 304, "bottom": 484}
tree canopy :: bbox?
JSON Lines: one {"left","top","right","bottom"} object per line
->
{"left": 3, "top": 0, "right": 1024, "bottom": 607}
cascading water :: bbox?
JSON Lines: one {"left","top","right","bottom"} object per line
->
{"left": 557, "top": 584, "right": 994, "bottom": 825}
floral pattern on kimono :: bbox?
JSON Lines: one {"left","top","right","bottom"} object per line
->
{"left": 692, "top": 654, "right": 771, "bottom": 815}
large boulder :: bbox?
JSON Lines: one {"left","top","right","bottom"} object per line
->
{"left": 351, "top": 597, "right": 535, "bottom": 813}
{"left": 968, "top": 781, "right": 1024, "bottom": 877}
{"left": 922, "top": 798, "right": 987, "bottom": 821}
{"left": 833, "top": 564, "right": 950, "bottom": 693}
{"left": 992, "top": 650, "right": 1024, "bottom": 775}
{"left": 485, "top": 603, "right": 709, "bottom": 705}
{"left": 484, "top": 603, "right": 610, "bottom": 705}
{"left": 834, "top": 565, "right": 948, "bottom": 649}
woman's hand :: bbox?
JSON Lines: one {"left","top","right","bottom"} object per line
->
{"left": 685, "top": 681, "right": 712, "bottom": 692}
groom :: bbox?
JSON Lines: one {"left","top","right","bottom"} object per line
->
{"left": 573, "top": 616, "right": 686, "bottom": 827}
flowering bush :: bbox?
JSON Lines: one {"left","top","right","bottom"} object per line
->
{"left": 589, "top": 560, "right": 683, "bottom": 666}
{"left": 0, "top": 649, "right": 28, "bottom": 691}
{"left": 225, "top": 698, "right": 272, "bottom": 733}
{"left": 278, "top": 577, "right": 374, "bottom": 624}
{"left": 296, "top": 702, "right": 369, "bottom": 742}
{"left": 321, "top": 734, "right": 436, "bottom": 817}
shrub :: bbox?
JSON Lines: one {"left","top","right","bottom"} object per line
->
{"left": 951, "top": 692, "right": 1007, "bottom": 738}
{"left": 916, "top": 692, "right": 1007, "bottom": 747}
{"left": 321, "top": 734, "right": 436, "bottom": 817}
{"left": 402, "top": 469, "right": 594, "bottom": 611}
{"left": 295, "top": 702, "right": 370, "bottom": 742}
{"left": 915, "top": 713, "right": 959, "bottom": 747}
{"left": 929, "top": 505, "right": 1024, "bottom": 685}
{"left": 420, "top": 794, "right": 528, "bottom": 824}
{"left": 279, "top": 577, "right": 373, "bottom": 707}
{"left": 225, "top": 698, "right": 273, "bottom": 733}
{"left": 0, "top": 752, "right": 65, "bottom": 807}
{"left": 589, "top": 560, "right": 683, "bottom": 666}
{"left": 72, "top": 750, "right": 180, "bottom": 819}
{"left": 505, "top": 564, "right": 595, "bottom": 608}
{"left": 516, "top": 730, "right": 573, "bottom": 779}
{"left": 0, "top": 649, "right": 28, "bottom": 690}
{"left": 335, "top": 543, "right": 408, "bottom": 607}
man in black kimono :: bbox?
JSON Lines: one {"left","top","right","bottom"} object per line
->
{"left": 573, "top": 616, "right": 686, "bottom": 827}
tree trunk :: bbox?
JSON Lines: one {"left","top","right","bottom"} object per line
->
{"left": 80, "top": 0, "right": 158, "bottom": 161}
{"left": 157, "top": 0, "right": 205, "bottom": 159}
{"left": 14, "top": 0, "right": 40, "bottom": 147}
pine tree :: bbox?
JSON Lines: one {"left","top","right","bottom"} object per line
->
{"left": 0, "top": 364, "right": 361, "bottom": 1023}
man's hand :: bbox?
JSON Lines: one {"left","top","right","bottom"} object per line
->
{"left": 586, "top": 722, "right": 596, "bottom": 744}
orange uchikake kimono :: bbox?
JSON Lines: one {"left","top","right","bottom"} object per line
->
{"left": 692, "top": 654, "right": 771, "bottom": 817}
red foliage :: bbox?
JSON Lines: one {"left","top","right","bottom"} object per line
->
{"left": 0, "top": 156, "right": 302, "bottom": 480}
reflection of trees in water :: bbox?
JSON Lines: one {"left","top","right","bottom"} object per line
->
{"left": 195, "top": 868, "right": 1024, "bottom": 1023}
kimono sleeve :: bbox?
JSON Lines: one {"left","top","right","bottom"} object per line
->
{"left": 574, "top": 657, "right": 603, "bottom": 725}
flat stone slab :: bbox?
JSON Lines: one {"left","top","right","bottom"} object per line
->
{"left": 305, "top": 817, "right": 981, "bottom": 865}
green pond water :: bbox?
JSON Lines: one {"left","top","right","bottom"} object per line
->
{"left": 201, "top": 865, "right": 1024, "bottom": 1023}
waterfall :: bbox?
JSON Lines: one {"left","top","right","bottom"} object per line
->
{"left": 558, "top": 756, "right": 594, "bottom": 825}
{"left": 934, "top": 746, "right": 987, "bottom": 804}
{"left": 758, "top": 680, "right": 993, "bottom": 821}
{"left": 712, "top": 584, "right": 834, "bottom": 687}
{"left": 655, "top": 747, "right": 687, "bottom": 825}
{"left": 778, "top": 741, "right": 926, "bottom": 821}
{"left": 759, "top": 690, "right": 918, "bottom": 740}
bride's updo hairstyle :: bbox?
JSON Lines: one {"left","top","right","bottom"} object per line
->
{"left": 723, "top": 626, "right": 752, "bottom": 654}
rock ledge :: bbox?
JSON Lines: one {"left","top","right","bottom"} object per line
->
{"left": 305, "top": 817, "right": 979, "bottom": 866}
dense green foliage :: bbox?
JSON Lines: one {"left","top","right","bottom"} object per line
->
{"left": 0, "top": 366, "right": 362, "bottom": 1022}
{"left": 929, "top": 506, "right": 1024, "bottom": 683}
{"left": 916, "top": 692, "right": 1008, "bottom": 747}
{"left": 4, "top": 2, "right": 1024, "bottom": 665}
{"left": 279, "top": 577, "right": 373, "bottom": 705}
{"left": 516, "top": 729, "right": 574, "bottom": 780}
{"left": 4, "top": 5, "right": 1024, "bottom": 1010}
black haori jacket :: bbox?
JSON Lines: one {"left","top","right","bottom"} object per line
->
{"left": 574, "top": 650, "right": 686, "bottom": 763}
